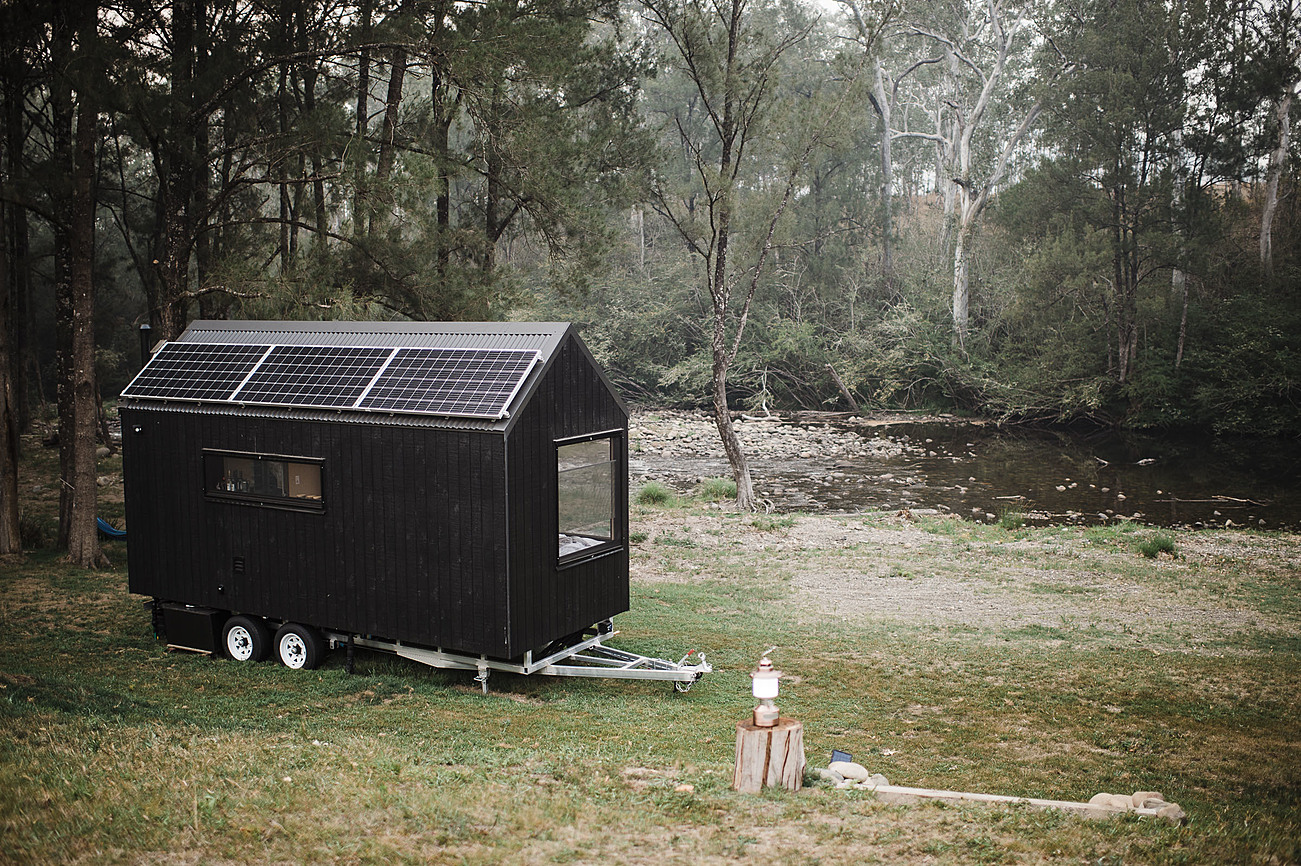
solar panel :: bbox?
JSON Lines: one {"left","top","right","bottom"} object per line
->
{"left": 123, "top": 341, "right": 540, "bottom": 420}
{"left": 121, "top": 343, "right": 272, "bottom": 402}
{"left": 230, "top": 345, "right": 394, "bottom": 408}
{"left": 357, "top": 348, "right": 539, "bottom": 419}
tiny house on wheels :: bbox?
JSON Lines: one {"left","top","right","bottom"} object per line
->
{"left": 119, "top": 320, "right": 709, "bottom": 691}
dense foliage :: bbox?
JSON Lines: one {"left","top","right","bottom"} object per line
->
{"left": 2, "top": 0, "right": 1299, "bottom": 448}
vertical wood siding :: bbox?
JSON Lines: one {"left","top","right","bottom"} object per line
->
{"left": 505, "top": 334, "right": 630, "bottom": 655}
{"left": 121, "top": 408, "right": 511, "bottom": 657}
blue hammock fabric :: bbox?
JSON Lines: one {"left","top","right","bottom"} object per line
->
{"left": 97, "top": 517, "right": 127, "bottom": 539}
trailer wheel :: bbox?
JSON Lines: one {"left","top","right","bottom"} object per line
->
{"left": 223, "top": 616, "right": 271, "bottom": 662}
{"left": 274, "top": 623, "right": 324, "bottom": 670}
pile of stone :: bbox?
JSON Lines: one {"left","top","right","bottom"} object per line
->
{"left": 810, "top": 760, "right": 890, "bottom": 790}
{"left": 1089, "top": 790, "right": 1187, "bottom": 824}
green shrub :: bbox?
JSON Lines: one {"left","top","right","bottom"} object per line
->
{"left": 998, "top": 508, "right": 1026, "bottom": 530}
{"left": 1137, "top": 533, "right": 1177, "bottom": 558}
{"left": 696, "top": 477, "right": 737, "bottom": 501}
{"left": 751, "top": 515, "right": 796, "bottom": 531}
{"left": 636, "top": 481, "right": 674, "bottom": 506}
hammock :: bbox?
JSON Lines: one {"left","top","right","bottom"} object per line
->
{"left": 97, "top": 517, "right": 127, "bottom": 539}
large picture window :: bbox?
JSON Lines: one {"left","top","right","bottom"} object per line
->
{"left": 204, "top": 450, "right": 324, "bottom": 511}
{"left": 557, "top": 434, "right": 621, "bottom": 562}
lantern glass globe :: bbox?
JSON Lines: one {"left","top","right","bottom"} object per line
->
{"left": 752, "top": 676, "right": 779, "bottom": 700}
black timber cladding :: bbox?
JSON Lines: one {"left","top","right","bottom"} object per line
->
{"left": 120, "top": 321, "right": 629, "bottom": 659}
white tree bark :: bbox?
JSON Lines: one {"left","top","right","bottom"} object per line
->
{"left": 898, "top": 0, "right": 1069, "bottom": 348}
{"left": 1261, "top": 82, "right": 1296, "bottom": 280}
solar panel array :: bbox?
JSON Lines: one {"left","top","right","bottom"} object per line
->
{"left": 233, "top": 345, "right": 393, "bottom": 409}
{"left": 118, "top": 343, "right": 271, "bottom": 402}
{"left": 121, "top": 342, "right": 541, "bottom": 420}
{"left": 359, "top": 348, "right": 540, "bottom": 417}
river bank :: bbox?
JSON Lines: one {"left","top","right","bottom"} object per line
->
{"left": 629, "top": 408, "right": 1301, "bottom": 530}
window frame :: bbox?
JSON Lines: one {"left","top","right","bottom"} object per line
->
{"left": 555, "top": 429, "right": 626, "bottom": 568}
{"left": 202, "top": 448, "right": 326, "bottom": 513}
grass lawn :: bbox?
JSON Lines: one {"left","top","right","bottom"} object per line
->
{"left": 2, "top": 438, "right": 1299, "bottom": 864}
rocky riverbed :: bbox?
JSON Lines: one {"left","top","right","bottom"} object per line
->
{"left": 629, "top": 409, "right": 940, "bottom": 511}
{"left": 628, "top": 408, "right": 1301, "bottom": 529}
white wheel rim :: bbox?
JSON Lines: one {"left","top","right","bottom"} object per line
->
{"left": 280, "top": 633, "right": 308, "bottom": 669}
{"left": 227, "top": 626, "right": 254, "bottom": 661}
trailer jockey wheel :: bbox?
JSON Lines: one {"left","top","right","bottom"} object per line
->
{"left": 223, "top": 615, "right": 272, "bottom": 662}
{"left": 274, "top": 623, "right": 325, "bottom": 670}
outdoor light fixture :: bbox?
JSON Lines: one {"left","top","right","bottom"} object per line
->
{"left": 750, "top": 647, "right": 781, "bottom": 727}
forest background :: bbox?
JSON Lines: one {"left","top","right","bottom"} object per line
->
{"left": 1, "top": 0, "right": 1298, "bottom": 558}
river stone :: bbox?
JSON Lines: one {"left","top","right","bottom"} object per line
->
{"left": 812, "top": 767, "right": 845, "bottom": 784}
{"left": 1157, "top": 803, "right": 1187, "bottom": 824}
{"left": 1089, "top": 792, "right": 1132, "bottom": 810}
{"left": 1139, "top": 797, "right": 1168, "bottom": 810}
{"left": 829, "top": 760, "right": 870, "bottom": 782}
{"left": 867, "top": 773, "right": 890, "bottom": 788}
{"left": 1132, "top": 791, "right": 1165, "bottom": 808}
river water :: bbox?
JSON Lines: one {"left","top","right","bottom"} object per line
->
{"left": 636, "top": 417, "right": 1301, "bottom": 530}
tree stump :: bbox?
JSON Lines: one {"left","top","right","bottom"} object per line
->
{"left": 733, "top": 718, "right": 805, "bottom": 793}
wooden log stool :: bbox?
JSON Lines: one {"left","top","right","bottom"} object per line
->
{"left": 733, "top": 717, "right": 806, "bottom": 793}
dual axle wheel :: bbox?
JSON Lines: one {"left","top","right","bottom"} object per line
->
{"left": 222, "top": 616, "right": 324, "bottom": 670}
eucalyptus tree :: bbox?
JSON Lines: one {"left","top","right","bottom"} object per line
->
{"left": 642, "top": 0, "right": 859, "bottom": 509}
{"left": 887, "top": 0, "right": 1074, "bottom": 350}
{"left": 1252, "top": 0, "right": 1300, "bottom": 280}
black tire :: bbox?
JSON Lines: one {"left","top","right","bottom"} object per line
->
{"left": 274, "top": 622, "right": 325, "bottom": 670}
{"left": 223, "top": 615, "right": 272, "bottom": 662}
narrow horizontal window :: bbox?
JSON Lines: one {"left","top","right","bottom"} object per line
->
{"left": 204, "top": 450, "right": 324, "bottom": 511}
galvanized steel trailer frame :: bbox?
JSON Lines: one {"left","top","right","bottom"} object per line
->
{"left": 330, "top": 628, "right": 712, "bottom": 693}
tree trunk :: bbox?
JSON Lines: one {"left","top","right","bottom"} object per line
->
{"left": 67, "top": 82, "right": 100, "bottom": 569}
{"left": 1260, "top": 85, "right": 1294, "bottom": 281}
{"left": 483, "top": 82, "right": 503, "bottom": 278}
{"left": 1175, "top": 273, "right": 1188, "bottom": 369}
{"left": 951, "top": 218, "right": 971, "bottom": 350}
{"left": 353, "top": 0, "right": 373, "bottom": 239}
{"left": 0, "top": 178, "right": 19, "bottom": 555}
{"left": 709, "top": 69, "right": 755, "bottom": 511}
{"left": 372, "top": 0, "right": 410, "bottom": 223}
{"left": 733, "top": 718, "right": 805, "bottom": 793}
{"left": 151, "top": 0, "right": 197, "bottom": 340}
{"left": 3, "top": 56, "right": 31, "bottom": 435}
{"left": 195, "top": 0, "right": 220, "bottom": 320}
{"left": 431, "top": 0, "right": 452, "bottom": 279}
{"left": 51, "top": 4, "right": 75, "bottom": 549}
{"left": 278, "top": 55, "right": 292, "bottom": 271}
{"left": 711, "top": 337, "right": 755, "bottom": 510}
{"left": 302, "top": 49, "right": 328, "bottom": 250}
{"left": 873, "top": 64, "right": 894, "bottom": 287}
